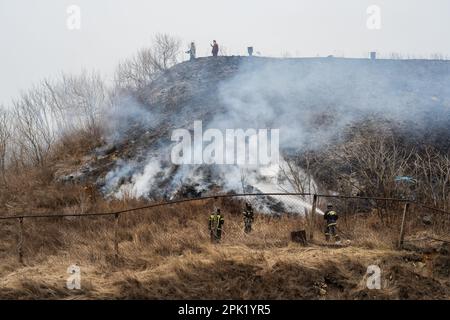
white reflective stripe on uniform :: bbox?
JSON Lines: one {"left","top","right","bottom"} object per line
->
{"left": 328, "top": 222, "right": 337, "bottom": 226}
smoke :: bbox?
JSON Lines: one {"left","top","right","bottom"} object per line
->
{"left": 213, "top": 59, "right": 450, "bottom": 151}
{"left": 101, "top": 57, "right": 450, "bottom": 212}
{"left": 102, "top": 93, "right": 162, "bottom": 145}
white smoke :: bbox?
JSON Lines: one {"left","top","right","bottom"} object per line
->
{"left": 102, "top": 93, "right": 162, "bottom": 144}
{"left": 101, "top": 57, "right": 450, "bottom": 213}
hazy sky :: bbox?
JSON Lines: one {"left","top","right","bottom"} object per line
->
{"left": 1, "top": 0, "right": 450, "bottom": 106}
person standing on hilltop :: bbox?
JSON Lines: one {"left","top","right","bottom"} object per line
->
{"left": 186, "top": 42, "right": 196, "bottom": 61}
{"left": 211, "top": 40, "right": 219, "bottom": 57}
{"left": 209, "top": 208, "right": 224, "bottom": 243}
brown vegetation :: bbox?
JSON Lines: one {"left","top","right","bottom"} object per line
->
{"left": 0, "top": 196, "right": 448, "bottom": 300}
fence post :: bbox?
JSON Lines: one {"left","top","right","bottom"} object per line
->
{"left": 398, "top": 202, "right": 410, "bottom": 249}
{"left": 303, "top": 207, "right": 309, "bottom": 231}
{"left": 17, "top": 217, "right": 24, "bottom": 265}
{"left": 114, "top": 213, "right": 120, "bottom": 263}
{"left": 310, "top": 194, "right": 318, "bottom": 240}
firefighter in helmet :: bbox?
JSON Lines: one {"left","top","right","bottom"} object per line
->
{"left": 243, "top": 202, "right": 254, "bottom": 233}
{"left": 324, "top": 204, "right": 340, "bottom": 242}
{"left": 209, "top": 208, "right": 224, "bottom": 243}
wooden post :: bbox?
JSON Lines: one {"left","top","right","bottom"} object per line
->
{"left": 398, "top": 202, "right": 410, "bottom": 249}
{"left": 310, "top": 194, "right": 318, "bottom": 240}
{"left": 17, "top": 217, "right": 24, "bottom": 265}
{"left": 114, "top": 213, "right": 120, "bottom": 263}
{"left": 303, "top": 207, "right": 309, "bottom": 231}
{"left": 344, "top": 198, "right": 348, "bottom": 228}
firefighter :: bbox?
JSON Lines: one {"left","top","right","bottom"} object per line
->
{"left": 324, "top": 204, "right": 340, "bottom": 242}
{"left": 243, "top": 202, "right": 254, "bottom": 233}
{"left": 211, "top": 40, "right": 219, "bottom": 57}
{"left": 209, "top": 208, "right": 224, "bottom": 243}
{"left": 186, "top": 42, "right": 196, "bottom": 61}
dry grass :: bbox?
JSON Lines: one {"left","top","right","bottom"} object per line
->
{"left": 0, "top": 199, "right": 448, "bottom": 300}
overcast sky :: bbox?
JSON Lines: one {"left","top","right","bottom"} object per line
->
{"left": 1, "top": 0, "right": 450, "bottom": 106}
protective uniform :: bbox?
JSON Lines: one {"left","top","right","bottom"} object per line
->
{"left": 209, "top": 209, "right": 224, "bottom": 242}
{"left": 243, "top": 203, "right": 254, "bottom": 233}
{"left": 324, "top": 206, "right": 339, "bottom": 241}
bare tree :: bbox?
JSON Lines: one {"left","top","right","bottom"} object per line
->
{"left": 278, "top": 152, "right": 320, "bottom": 217}
{"left": 12, "top": 87, "right": 55, "bottom": 166}
{"left": 327, "top": 134, "right": 415, "bottom": 198}
{"left": 152, "top": 33, "right": 182, "bottom": 70}
{"left": 43, "top": 71, "right": 106, "bottom": 137}
{"left": 279, "top": 154, "right": 318, "bottom": 196}
{"left": 11, "top": 71, "right": 106, "bottom": 166}
{"left": 115, "top": 33, "right": 182, "bottom": 91}
{"left": 115, "top": 48, "right": 160, "bottom": 91}
{"left": 219, "top": 45, "right": 228, "bottom": 57}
